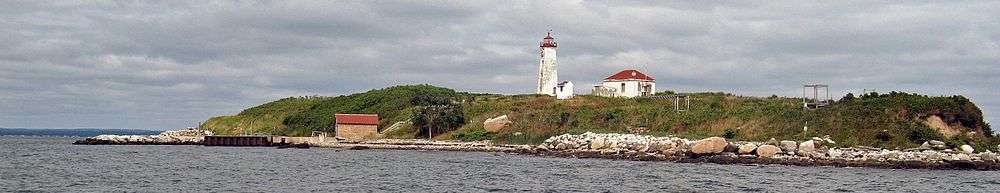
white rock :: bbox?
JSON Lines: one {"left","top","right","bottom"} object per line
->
{"left": 960, "top": 145, "right": 974, "bottom": 154}
{"left": 797, "top": 140, "right": 816, "bottom": 155}
{"left": 949, "top": 153, "right": 972, "bottom": 161}
{"left": 780, "top": 140, "right": 798, "bottom": 154}
{"left": 929, "top": 140, "right": 946, "bottom": 146}
{"left": 590, "top": 138, "right": 606, "bottom": 150}
{"left": 827, "top": 148, "right": 843, "bottom": 158}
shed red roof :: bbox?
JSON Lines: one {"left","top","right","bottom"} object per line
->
{"left": 605, "top": 69, "right": 654, "bottom": 81}
{"left": 335, "top": 114, "right": 379, "bottom": 125}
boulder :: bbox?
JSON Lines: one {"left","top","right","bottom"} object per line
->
{"left": 756, "top": 145, "right": 781, "bottom": 157}
{"left": 810, "top": 137, "right": 825, "bottom": 147}
{"left": 633, "top": 143, "right": 648, "bottom": 152}
{"left": 658, "top": 141, "right": 676, "bottom": 152}
{"left": 483, "top": 115, "right": 512, "bottom": 132}
{"left": 960, "top": 145, "right": 974, "bottom": 154}
{"left": 766, "top": 138, "right": 779, "bottom": 146}
{"left": 724, "top": 143, "right": 740, "bottom": 153}
{"left": 929, "top": 140, "right": 946, "bottom": 146}
{"left": 690, "top": 137, "right": 727, "bottom": 155}
{"left": 816, "top": 135, "right": 836, "bottom": 144}
{"left": 928, "top": 140, "right": 948, "bottom": 150}
{"left": 797, "top": 140, "right": 816, "bottom": 156}
{"left": 920, "top": 141, "right": 931, "bottom": 149}
{"left": 646, "top": 142, "right": 660, "bottom": 152}
{"left": 947, "top": 153, "right": 972, "bottom": 161}
{"left": 590, "top": 138, "right": 607, "bottom": 150}
{"left": 554, "top": 143, "right": 567, "bottom": 150}
{"left": 737, "top": 143, "right": 758, "bottom": 154}
{"left": 827, "top": 148, "right": 843, "bottom": 158}
{"left": 780, "top": 140, "right": 798, "bottom": 154}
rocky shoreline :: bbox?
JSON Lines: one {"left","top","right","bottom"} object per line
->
{"left": 326, "top": 133, "right": 1000, "bottom": 170}
{"left": 72, "top": 130, "right": 1000, "bottom": 170}
{"left": 531, "top": 133, "right": 1000, "bottom": 170}
{"left": 72, "top": 129, "right": 209, "bottom": 145}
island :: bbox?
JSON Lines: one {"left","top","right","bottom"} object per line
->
{"left": 75, "top": 85, "right": 1000, "bottom": 170}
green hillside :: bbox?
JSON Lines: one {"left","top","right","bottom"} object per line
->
{"left": 200, "top": 85, "right": 996, "bottom": 150}
{"left": 201, "top": 85, "right": 465, "bottom": 136}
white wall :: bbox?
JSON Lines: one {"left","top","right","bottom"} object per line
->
{"left": 555, "top": 81, "right": 574, "bottom": 99}
{"left": 601, "top": 80, "right": 655, "bottom": 98}
{"left": 536, "top": 47, "right": 558, "bottom": 96}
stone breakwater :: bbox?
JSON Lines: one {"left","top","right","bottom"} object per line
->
{"left": 73, "top": 129, "right": 210, "bottom": 145}
{"left": 536, "top": 132, "right": 1000, "bottom": 170}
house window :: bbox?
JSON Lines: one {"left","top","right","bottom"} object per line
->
{"left": 621, "top": 83, "right": 626, "bottom": 91}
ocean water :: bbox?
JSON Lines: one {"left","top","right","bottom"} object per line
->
{"left": 2, "top": 136, "right": 998, "bottom": 192}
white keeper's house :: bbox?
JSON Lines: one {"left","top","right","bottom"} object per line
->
{"left": 592, "top": 69, "right": 656, "bottom": 98}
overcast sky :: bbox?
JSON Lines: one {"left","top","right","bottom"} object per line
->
{"left": 2, "top": 1, "right": 998, "bottom": 130}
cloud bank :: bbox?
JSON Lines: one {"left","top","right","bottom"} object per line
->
{"left": 1, "top": 1, "right": 998, "bottom": 129}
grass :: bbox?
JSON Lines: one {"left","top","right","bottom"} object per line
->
{"left": 200, "top": 85, "right": 997, "bottom": 151}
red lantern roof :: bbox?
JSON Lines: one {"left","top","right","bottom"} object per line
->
{"left": 540, "top": 31, "right": 557, "bottom": 47}
{"left": 335, "top": 114, "right": 379, "bottom": 125}
{"left": 605, "top": 69, "right": 654, "bottom": 81}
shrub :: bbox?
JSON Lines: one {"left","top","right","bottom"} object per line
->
{"left": 723, "top": 128, "right": 738, "bottom": 139}
{"left": 907, "top": 125, "right": 942, "bottom": 143}
{"left": 452, "top": 129, "right": 493, "bottom": 142}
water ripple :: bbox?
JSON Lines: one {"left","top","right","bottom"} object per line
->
{"left": 2, "top": 136, "right": 999, "bottom": 192}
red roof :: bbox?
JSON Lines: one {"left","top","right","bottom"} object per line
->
{"left": 605, "top": 69, "right": 654, "bottom": 81}
{"left": 335, "top": 114, "right": 379, "bottom": 125}
{"left": 540, "top": 31, "right": 557, "bottom": 47}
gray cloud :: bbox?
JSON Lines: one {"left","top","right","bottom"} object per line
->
{"left": 1, "top": 1, "right": 998, "bottom": 129}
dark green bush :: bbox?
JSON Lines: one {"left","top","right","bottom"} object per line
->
{"left": 452, "top": 129, "right": 493, "bottom": 141}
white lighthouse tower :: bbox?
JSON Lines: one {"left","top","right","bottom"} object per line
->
{"left": 537, "top": 31, "right": 558, "bottom": 96}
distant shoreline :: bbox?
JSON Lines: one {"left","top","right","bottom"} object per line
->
{"left": 0, "top": 128, "right": 161, "bottom": 137}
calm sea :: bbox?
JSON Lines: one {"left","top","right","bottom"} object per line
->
{"left": 2, "top": 136, "right": 998, "bottom": 192}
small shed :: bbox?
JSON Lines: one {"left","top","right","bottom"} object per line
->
{"left": 334, "top": 114, "right": 379, "bottom": 140}
{"left": 555, "top": 81, "right": 574, "bottom": 100}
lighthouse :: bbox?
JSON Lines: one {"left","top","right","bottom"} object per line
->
{"left": 537, "top": 31, "right": 558, "bottom": 96}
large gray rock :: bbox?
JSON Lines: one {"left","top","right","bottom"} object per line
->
{"left": 929, "top": 140, "right": 946, "bottom": 146}
{"left": 766, "top": 138, "right": 779, "bottom": 146}
{"left": 960, "top": 145, "right": 975, "bottom": 154}
{"left": 690, "top": 137, "right": 727, "bottom": 155}
{"left": 780, "top": 140, "right": 798, "bottom": 154}
{"left": 590, "top": 138, "right": 606, "bottom": 150}
{"left": 822, "top": 136, "right": 836, "bottom": 145}
{"left": 756, "top": 145, "right": 781, "bottom": 157}
{"left": 738, "top": 143, "right": 758, "bottom": 154}
{"left": 947, "top": 153, "right": 972, "bottom": 161}
{"left": 797, "top": 140, "right": 817, "bottom": 156}
{"left": 554, "top": 143, "right": 567, "bottom": 150}
{"left": 724, "top": 143, "right": 740, "bottom": 153}
{"left": 928, "top": 140, "right": 948, "bottom": 150}
{"left": 658, "top": 141, "right": 677, "bottom": 152}
{"left": 483, "top": 115, "right": 511, "bottom": 132}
